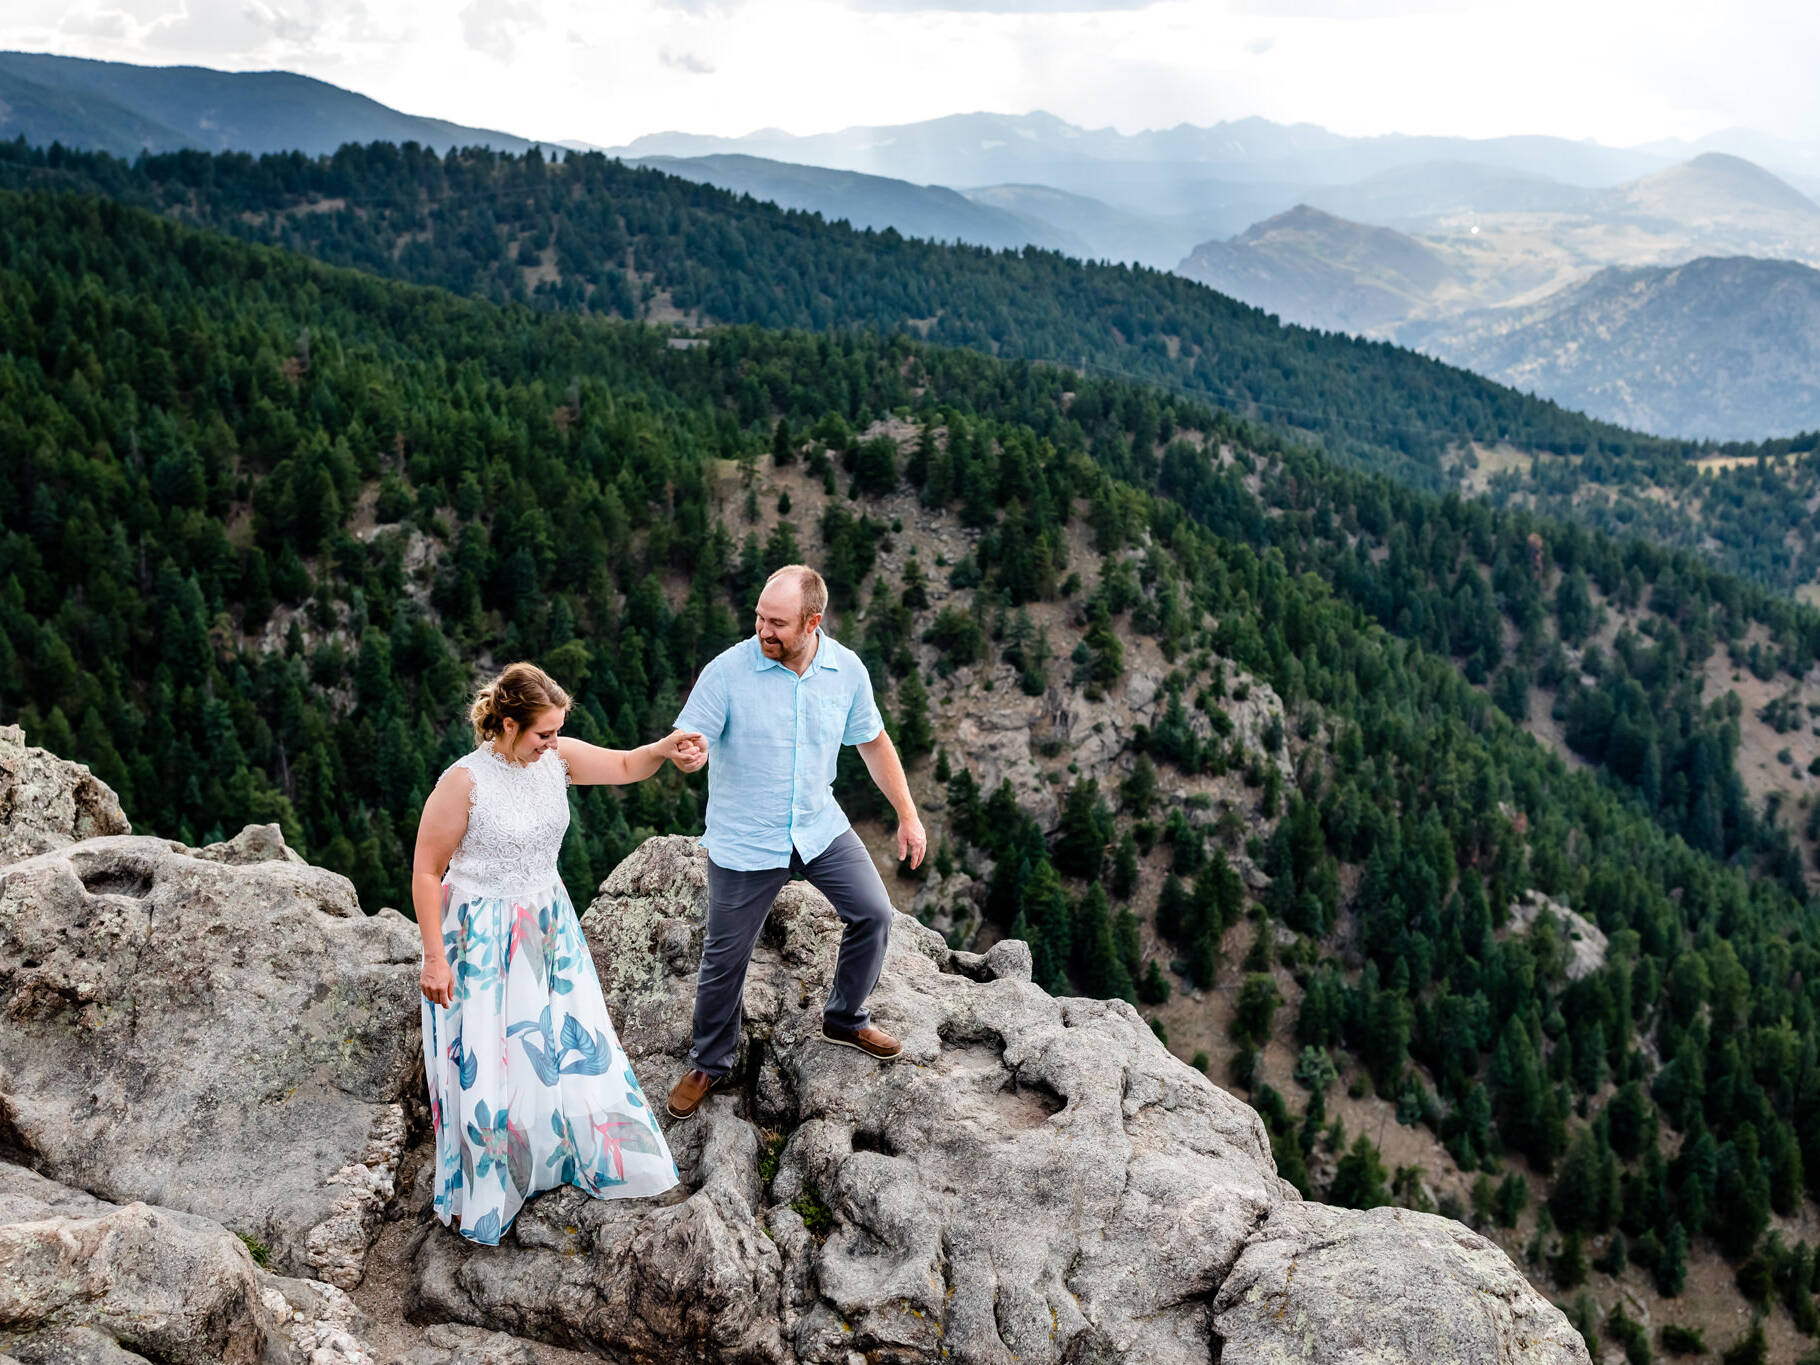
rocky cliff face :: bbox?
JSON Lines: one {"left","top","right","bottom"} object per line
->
{"left": 0, "top": 732, "right": 1588, "bottom": 1364}
{"left": 0, "top": 723, "right": 130, "bottom": 865}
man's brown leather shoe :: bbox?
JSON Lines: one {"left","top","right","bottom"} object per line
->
{"left": 666, "top": 1068, "right": 723, "bottom": 1119}
{"left": 821, "top": 1021, "right": 901, "bottom": 1060}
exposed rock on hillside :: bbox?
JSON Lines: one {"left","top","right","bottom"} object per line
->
{"left": 412, "top": 835, "right": 1587, "bottom": 1364}
{"left": 1505, "top": 890, "right": 1609, "bottom": 982}
{"left": 0, "top": 726, "right": 1585, "bottom": 1363}
{"left": 0, "top": 1158, "right": 375, "bottom": 1365}
{"left": 948, "top": 662, "right": 1292, "bottom": 835}
{"left": 1214, "top": 1201, "right": 1590, "bottom": 1361}
{"left": 0, "top": 722, "right": 130, "bottom": 864}
{"left": 0, "top": 831, "right": 421, "bottom": 1287}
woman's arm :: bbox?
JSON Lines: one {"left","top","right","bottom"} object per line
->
{"left": 558, "top": 732, "right": 706, "bottom": 786}
{"left": 412, "top": 768, "right": 473, "bottom": 1007}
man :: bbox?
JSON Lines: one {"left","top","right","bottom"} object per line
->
{"left": 666, "top": 563, "right": 927, "bottom": 1120}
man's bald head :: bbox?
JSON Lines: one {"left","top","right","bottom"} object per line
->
{"left": 761, "top": 565, "right": 828, "bottom": 625}
{"left": 755, "top": 564, "right": 828, "bottom": 669}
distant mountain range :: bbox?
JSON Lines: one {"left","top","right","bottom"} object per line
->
{"left": 10, "top": 47, "right": 1820, "bottom": 439}
{"left": 1174, "top": 154, "right": 1820, "bottom": 436}
{"left": 626, "top": 154, "right": 1081, "bottom": 254}
{"left": 0, "top": 50, "right": 536, "bottom": 157}
{"left": 1406, "top": 256, "right": 1820, "bottom": 440}
{"left": 1180, "top": 154, "right": 1820, "bottom": 322}
{"left": 1179, "top": 205, "right": 1468, "bottom": 335}
{"left": 607, "top": 109, "right": 1682, "bottom": 193}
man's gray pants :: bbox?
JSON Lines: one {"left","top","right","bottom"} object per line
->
{"left": 690, "top": 828, "right": 893, "bottom": 1078}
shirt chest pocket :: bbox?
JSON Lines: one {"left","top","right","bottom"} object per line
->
{"left": 809, "top": 690, "right": 849, "bottom": 745}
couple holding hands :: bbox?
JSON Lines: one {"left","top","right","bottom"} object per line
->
{"left": 412, "top": 564, "right": 927, "bottom": 1244}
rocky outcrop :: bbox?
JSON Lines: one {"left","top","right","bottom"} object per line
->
{"left": 0, "top": 718, "right": 1584, "bottom": 1364}
{"left": 1213, "top": 1202, "right": 1588, "bottom": 1362}
{"left": 409, "top": 835, "right": 1587, "bottom": 1364}
{"left": 0, "top": 1159, "right": 375, "bottom": 1365}
{"left": 1505, "top": 890, "right": 1608, "bottom": 982}
{"left": 949, "top": 663, "right": 1293, "bottom": 835}
{"left": 0, "top": 724, "right": 130, "bottom": 865}
{"left": 0, "top": 832, "right": 421, "bottom": 1287}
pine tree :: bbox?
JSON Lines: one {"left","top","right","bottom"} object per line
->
{"left": 1072, "top": 883, "right": 1135, "bottom": 1003}
{"left": 1552, "top": 1230, "right": 1588, "bottom": 1288}
{"left": 895, "top": 670, "right": 935, "bottom": 762}
{"left": 1021, "top": 858, "right": 1073, "bottom": 995}
{"left": 1055, "top": 778, "right": 1112, "bottom": 880}
{"left": 1120, "top": 753, "right": 1157, "bottom": 817}
{"left": 1231, "top": 973, "right": 1280, "bottom": 1050}
{"left": 1330, "top": 1135, "right": 1390, "bottom": 1210}
{"left": 901, "top": 557, "right": 930, "bottom": 610}
{"left": 1656, "top": 1221, "right": 1688, "bottom": 1297}
{"left": 1156, "top": 873, "right": 1189, "bottom": 942}
{"left": 1110, "top": 831, "right": 1139, "bottom": 899}
{"left": 1137, "top": 959, "right": 1171, "bottom": 1005}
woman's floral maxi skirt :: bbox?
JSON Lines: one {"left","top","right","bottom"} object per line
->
{"left": 421, "top": 878, "right": 678, "bottom": 1244}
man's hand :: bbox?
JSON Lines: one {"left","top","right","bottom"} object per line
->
{"left": 897, "top": 814, "right": 927, "bottom": 869}
{"left": 421, "top": 956, "right": 454, "bottom": 1008}
{"left": 658, "top": 730, "right": 708, "bottom": 773}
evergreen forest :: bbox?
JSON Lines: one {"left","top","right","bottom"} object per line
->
{"left": 5, "top": 177, "right": 1820, "bottom": 1357}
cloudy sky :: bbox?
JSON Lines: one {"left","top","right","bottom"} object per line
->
{"left": 10, "top": 0, "right": 1820, "bottom": 150}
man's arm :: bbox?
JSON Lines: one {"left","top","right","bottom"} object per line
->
{"left": 675, "top": 659, "right": 729, "bottom": 749}
{"left": 856, "top": 730, "right": 926, "bottom": 869}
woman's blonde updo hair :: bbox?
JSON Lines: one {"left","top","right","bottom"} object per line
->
{"left": 470, "top": 662, "right": 572, "bottom": 747}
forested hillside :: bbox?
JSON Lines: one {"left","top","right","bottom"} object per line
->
{"left": 12, "top": 136, "right": 1820, "bottom": 600}
{"left": 6, "top": 187, "right": 1820, "bottom": 1355}
{"left": 0, "top": 138, "right": 1699, "bottom": 489}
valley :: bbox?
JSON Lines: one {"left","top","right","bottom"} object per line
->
{"left": 7, "top": 49, "right": 1820, "bottom": 1362}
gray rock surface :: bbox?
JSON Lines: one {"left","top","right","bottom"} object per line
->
{"left": 0, "top": 1160, "right": 377, "bottom": 1365}
{"left": 1212, "top": 1201, "right": 1590, "bottom": 1363}
{"left": 947, "top": 662, "right": 1293, "bottom": 836}
{"left": 0, "top": 725, "right": 130, "bottom": 866}
{"left": 409, "top": 835, "right": 1586, "bottom": 1365}
{"left": 0, "top": 831, "right": 420, "bottom": 1286}
{"left": 1505, "top": 891, "right": 1609, "bottom": 982}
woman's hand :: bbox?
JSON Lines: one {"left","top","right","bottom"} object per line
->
{"left": 657, "top": 730, "right": 708, "bottom": 773}
{"left": 421, "top": 957, "right": 454, "bottom": 1008}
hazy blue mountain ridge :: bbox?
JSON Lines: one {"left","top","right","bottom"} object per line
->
{"left": 0, "top": 50, "right": 539, "bottom": 157}
{"left": 628, "top": 153, "right": 1086, "bottom": 253}
{"left": 1409, "top": 255, "right": 1820, "bottom": 439}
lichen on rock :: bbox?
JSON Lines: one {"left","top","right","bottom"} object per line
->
{"left": 0, "top": 723, "right": 131, "bottom": 866}
{"left": 0, "top": 829, "right": 420, "bottom": 1285}
{"left": 0, "top": 719, "right": 1587, "bottom": 1364}
{"left": 415, "top": 835, "right": 1586, "bottom": 1365}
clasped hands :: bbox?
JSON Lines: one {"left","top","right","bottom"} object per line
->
{"left": 655, "top": 729, "right": 708, "bottom": 773}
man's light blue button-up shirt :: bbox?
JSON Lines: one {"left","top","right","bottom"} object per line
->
{"left": 674, "top": 631, "right": 885, "bottom": 872}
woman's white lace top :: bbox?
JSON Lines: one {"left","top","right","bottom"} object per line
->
{"left": 443, "top": 745, "right": 571, "bottom": 899}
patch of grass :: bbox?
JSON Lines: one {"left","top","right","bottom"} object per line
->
{"left": 791, "top": 1183, "right": 835, "bottom": 1236}
{"left": 757, "top": 1130, "right": 787, "bottom": 1185}
{"left": 237, "top": 1231, "right": 272, "bottom": 1268}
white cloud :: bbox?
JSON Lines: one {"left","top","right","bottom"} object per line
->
{"left": 659, "top": 46, "right": 715, "bottom": 73}
{"left": 57, "top": 8, "right": 131, "bottom": 39}
{"left": 1223, "top": 0, "right": 1475, "bottom": 15}
{"left": 9, "top": 0, "right": 1820, "bottom": 152}
{"left": 849, "top": 0, "right": 1160, "bottom": 11}
{"left": 458, "top": 0, "right": 539, "bottom": 60}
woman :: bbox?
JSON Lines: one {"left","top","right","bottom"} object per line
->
{"left": 413, "top": 661, "right": 706, "bottom": 1244}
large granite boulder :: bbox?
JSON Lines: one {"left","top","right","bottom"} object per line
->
{"left": 0, "top": 725, "right": 130, "bottom": 866}
{"left": 0, "top": 1159, "right": 376, "bottom": 1365}
{"left": 411, "top": 835, "right": 1587, "bottom": 1365}
{"left": 1212, "top": 1202, "right": 1588, "bottom": 1363}
{"left": 0, "top": 831, "right": 421, "bottom": 1288}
